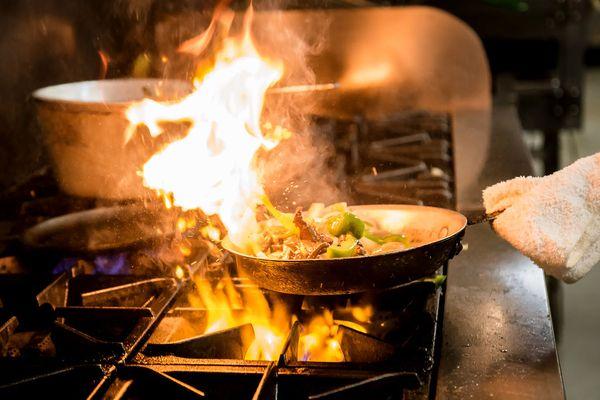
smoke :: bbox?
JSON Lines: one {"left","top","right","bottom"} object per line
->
{"left": 259, "top": 121, "right": 345, "bottom": 210}
{"left": 251, "top": 8, "right": 346, "bottom": 208}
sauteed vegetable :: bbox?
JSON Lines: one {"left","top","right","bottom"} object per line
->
{"left": 248, "top": 197, "right": 410, "bottom": 260}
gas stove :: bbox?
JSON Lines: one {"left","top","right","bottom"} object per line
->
{"left": 0, "top": 110, "right": 454, "bottom": 400}
{"left": 0, "top": 264, "right": 443, "bottom": 400}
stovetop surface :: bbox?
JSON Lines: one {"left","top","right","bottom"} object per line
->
{"left": 0, "top": 265, "right": 443, "bottom": 400}
{"left": 0, "top": 110, "right": 454, "bottom": 400}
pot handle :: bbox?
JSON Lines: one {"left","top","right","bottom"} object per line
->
{"left": 466, "top": 209, "right": 503, "bottom": 226}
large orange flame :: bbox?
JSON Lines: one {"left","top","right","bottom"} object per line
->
{"left": 188, "top": 275, "right": 290, "bottom": 361}
{"left": 126, "top": 5, "right": 282, "bottom": 246}
{"left": 188, "top": 274, "right": 365, "bottom": 362}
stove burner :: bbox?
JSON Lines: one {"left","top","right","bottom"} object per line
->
{"left": 0, "top": 110, "right": 454, "bottom": 400}
{"left": 0, "top": 262, "right": 442, "bottom": 399}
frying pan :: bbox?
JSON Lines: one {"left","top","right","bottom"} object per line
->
{"left": 22, "top": 204, "right": 176, "bottom": 256}
{"left": 223, "top": 204, "right": 493, "bottom": 295}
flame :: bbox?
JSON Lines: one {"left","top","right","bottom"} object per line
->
{"left": 350, "top": 304, "right": 373, "bottom": 323}
{"left": 178, "top": 0, "right": 234, "bottom": 56}
{"left": 298, "top": 306, "right": 372, "bottom": 362}
{"left": 187, "top": 274, "right": 374, "bottom": 362}
{"left": 126, "top": 5, "right": 283, "bottom": 246}
{"left": 188, "top": 275, "right": 290, "bottom": 361}
{"left": 98, "top": 50, "right": 109, "bottom": 80}
{"left": 299, "top": 310, "right": 345, "bottom": 362}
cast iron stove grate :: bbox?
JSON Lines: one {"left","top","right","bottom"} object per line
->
{"left": 0, "top": 110, "right": 454, "bottom": 400}
{"left": 0, "top": 260, "right": 189, "bottom": 399}
{"left": 314, "top": 110, "right": 455, "bottom": 209}
{"left": 115, "top": 271, "right": 442, "bottom": 400}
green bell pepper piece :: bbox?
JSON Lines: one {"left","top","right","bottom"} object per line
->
{"left": 326, "top": 236, "right": 359, "bottom": 258}
{"left": 326, "top": 212, "right": 365, "bottom": 238}
{"left": 421, "top": 274, "right": 447, "bottom": 287}
{"left": 363, "top": 231, "right": 409, "bottom": 246}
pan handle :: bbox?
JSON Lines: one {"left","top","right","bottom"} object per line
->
{"left": 466, "top": 209, "right": 503, "bottom": 226}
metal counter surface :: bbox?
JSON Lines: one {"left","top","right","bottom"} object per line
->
{"left": 436, "top": 104, "right": 564, "bottom": 399}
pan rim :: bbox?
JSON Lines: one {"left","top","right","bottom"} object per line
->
{"left": 222, "top": 203, "right": 467, "bottom": 263}
{"left": 21, "top": 204, "right": 173, "bottom": 253}
{"left": 32, "top": 78, "right": 191, "bottom": 112}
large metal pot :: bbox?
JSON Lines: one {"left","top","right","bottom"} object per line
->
{"left": 33, "top": 79, "right": 190, "bottom": 199}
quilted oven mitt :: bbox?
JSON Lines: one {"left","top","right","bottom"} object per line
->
{"left": 482, "top": 153, "right": 600, "bottom": 283}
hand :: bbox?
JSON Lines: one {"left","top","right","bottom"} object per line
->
{"left": 483, "top": 153, "right": 600, "bottom": 283}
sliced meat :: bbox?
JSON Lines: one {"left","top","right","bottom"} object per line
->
{"left": 308, "top": 242, "right": 330, "bottom": 258}
{"left": 293, "top": 208, "right": 332, "bottom": 243}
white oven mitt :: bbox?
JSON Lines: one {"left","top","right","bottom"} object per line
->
{"left": 482, "top": 152, "right": 600, "bottom": 283}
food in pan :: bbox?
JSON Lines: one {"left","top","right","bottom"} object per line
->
{"left": 245, "top": 196, "right": 411, "bottom": 260}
